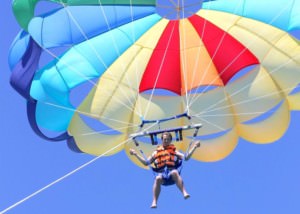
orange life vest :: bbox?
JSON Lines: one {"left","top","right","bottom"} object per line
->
{"left": 153, "top": 144, "right": 177, "bottom": 169}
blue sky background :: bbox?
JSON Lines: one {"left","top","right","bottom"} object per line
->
{"left": 1, "top": 1, "right": 300, "bottom": 214}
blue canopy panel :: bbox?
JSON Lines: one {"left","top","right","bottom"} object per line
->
{"left": 8, "top": 31, "right": 31, "bottom": 70}
{"left": 30, "top": 13, "right": 162, "bottom": 131}
{"left": 202, "top": 0, "right": 300, "bottom": 31}
{"left": 28, "top": 5, "right": 156, "bottom": 48}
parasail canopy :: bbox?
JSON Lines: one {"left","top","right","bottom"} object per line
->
{"left": 9, "top": 0, "right": 300, "bottom": 168}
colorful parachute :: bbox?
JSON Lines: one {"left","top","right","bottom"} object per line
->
{"left": 9, "top": 0, "right": 300, "bottom": 168}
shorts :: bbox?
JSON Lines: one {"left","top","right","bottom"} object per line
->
{"left": 157, "top": 169, "right": 177, "bottom": 186}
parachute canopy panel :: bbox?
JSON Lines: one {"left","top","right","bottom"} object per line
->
{"left": 9, "top": 0, "right": 300, "bottom": 168}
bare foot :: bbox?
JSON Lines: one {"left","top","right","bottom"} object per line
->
{"left": 151, "top": 203, "right": 157, "bottom": 208}
{"left": 184, "top": 194, "right": 190, "bottom": 199}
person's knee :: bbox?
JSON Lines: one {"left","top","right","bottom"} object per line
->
{"left": 154, "top": 175, "right": 163, "bottom": 184}
{"left": 170, "top": 170, "right": 180, "bottom": 179}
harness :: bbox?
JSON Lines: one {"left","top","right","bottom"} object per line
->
{"left": 130, "top": 112, "right": 201, "bottom": 186}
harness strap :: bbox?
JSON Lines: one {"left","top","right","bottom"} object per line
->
{"left": 184, "top": 126, "right": 200, "bottom": 159}
{"left": 132, "top": 138, "right": 150, "bottom": 165}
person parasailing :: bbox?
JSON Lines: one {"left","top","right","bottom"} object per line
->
{"left": 130, "top": 131, "right": 200, "bottom": 208}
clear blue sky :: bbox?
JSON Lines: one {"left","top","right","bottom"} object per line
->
{"left": 1, "top": 1, "right": 300, "bottom": 214}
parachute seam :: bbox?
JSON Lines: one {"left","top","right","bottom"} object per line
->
{"left": 178, "top": 0, "right": 192, "bottom": 115}
{"left": 188, "top": 16, "right": 240, "bottom": 106}
{"left": 288, "top": 0, "right": 296, "bottom": 31}
{"left": 190, "top": 2, "right": 299, "bottom": 115}
{"left": 94, "top": 2, "right": 139, "bottom": 114}
{"left": 237, "top": 22, "right": 300, "bottom": 66}
{"left": 188, "top": 0, "right": 244, "bottom": 106}
{"left": 197, "top": 74, "right": 295, "bottom": 116}
{"left": 94, "top": 0, "right": 135, "bottom": 106}
{"left": 95, "top": 48, "right": 144, "bottom": 118}
{"left": 55, "top": 63, "right": 71, "bottom": 91}
{"left": 45, "top": 101, "right": 138, "bottom": 126}
{"left": 40, "top": 13, "right": 45, "bottom": 47}
{"left": 61, "top": 3, "right": 145, "bottom": 117}
{"left": 90, "top": 2, "right": 154, "bottom": 117}
{"left": 32, "top": 44, "right": 140, "bottom": 127}
{"left": 64, "top": 3, "right": 74, "bottom": 45}
{"left": 241, "top": 0, "right": 246, "bottom": 17}
{"left": 143, "top": 21, "right": 177, "bottom": 118}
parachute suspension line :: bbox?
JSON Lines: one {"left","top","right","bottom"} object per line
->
{"left": 184, "top": 123, "right": 200, "bottom": 159}
{"left": 37, "top": 35, "right": 142, "bottom": 120}
{"left": 185, "top": 0, "right": 223, "bottom": 106}
{"left": 184, "top": 14, "right": 206, "bottom": 112}
{"left": 62, "top": 1, "right": 141, "bottom": 117}
{"left": 196, "top": 45, "right": 300, "bottom": 116}
{"left": 37, "top": 47, "right": 140, "bottom": 116}
{"left": 189, "top": 1, "right": 295, "bottom": 112}
{"left": 195, "top": 115, "right": 226, "bottom": 131}
{"left": 95, "top": 0, "right": 143, "bottom": 116}
{"left": 60, "top": 2, "right": 142, "bottom": 118}
{"left": 126, "top": 0, "right": 145, "bottom": 117}
{"left": 81, "top": 124, "right": 140, "bottom": 136}
{"left": 63, "top": 7, "right": 108, "bottom": 69}
{"left": 39, "top": 45, "right": 98, "bottom": 88}
{"left": 178, "top": 0, "right": 191, "bottom": 115}
{"left": 143, "top": 21, "right": 177, "bottom": 120}
{"left": 188, "top": 0, "right": 250, "bottom": 107}
{"left": 130, "top": 114, "right": 201, "bottom": 171}
{"left": 130, "top": 113, "right": 202, "bottom": 145}
{"left": 188, "top": 0, "right": 244, "bottom": 107}
{"left": 43, "top": 101, "right": 138, "bottom": 129}
{"left": 0, "top": 137, "right": 133, "bottom": 214}
{"left": 131, "top": 121, "right": 161, "bottom": 166}
{"left": 133, "top": 138, "right": 150, "bottom": 165}
{"left": 129, "top": 0, "right": 136, "bottom": 42}
{"left": 194, "top": 109, "right": 283, "bottom": 119}
{"left": 43, "top": 101, "right": 141, "bottom": 139}
{"left": 195, "top": 83, "right": 299, "bottom": 118}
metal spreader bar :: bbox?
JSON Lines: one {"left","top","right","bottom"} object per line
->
{"left": 139, "top": 112, "right": 191, "bottom": 128}
{"left": 130, "top": 123, "right": 202, "bottom": 145}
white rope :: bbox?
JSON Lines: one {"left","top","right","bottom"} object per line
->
{"left": 187, "top": 0, "right": 244, "bottom": 106}
{"left": 5, "top": 1, "right": 299, "bottom": 213}
{"left": 59, "top": 1, "right": 143, "bottom": 118}
{"left": 144, "top": 21, "right": 177, "bottom": 118}
{"left": 0, "top": 137, "right": 132, "bottom": 214}
{"left": 94, "top": 0, "right": 144, "bottom": 116}
{"left": 197, "top": 54, "right": 300, "bottom": 117}
{"left": 179, "top": 0, "right": 192, "bottom": 115}
{"left": 43, "top": 101, "right": 138, "bottom": 127}
{"left": 196, "top": 85, "right": 299, "bottom": 117}
{"left": 189, "top": 0, "right": 296, "bottom": 110}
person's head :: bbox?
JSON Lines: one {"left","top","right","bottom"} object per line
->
{"left": 161, "top": 132, "right": 172, "bottom": 147}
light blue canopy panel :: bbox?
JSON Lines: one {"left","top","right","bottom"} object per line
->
{"left": 28, "top": 5, "right": 156, "bottom": 48}
{"left": 30, "top": 13, "right": 162, "bottom": 131}
{"left": 8, "top": 31, "right": 31, "bottom": 70}
{"left": 202, "top": 0, "right": 300, "bottom": 31}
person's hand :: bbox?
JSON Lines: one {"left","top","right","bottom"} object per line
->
{"left": 129, "top": 149, "right": 137, "bottom": 155}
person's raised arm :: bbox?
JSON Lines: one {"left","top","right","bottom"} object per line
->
{"left": 184, "top": 141, "right": 201, "bottom": 161}
{"left": 129, "top": 149, "right": 154, "bottom": 166}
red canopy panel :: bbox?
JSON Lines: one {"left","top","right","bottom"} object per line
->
{"left": 188, "top": 15, "right": 259, "bottom": 84}
{"left": 139, "top": 21, "right": 182, "bottom": 95}
{"left": 139, "top": 15, "right": 259, "bottom": 95}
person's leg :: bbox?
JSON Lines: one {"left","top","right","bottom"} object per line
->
{"left": 151, "top": 175, "right": 163, "bottom": 208}
{"left": 170, "top": 170, "right": 190, "bottom": 199}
